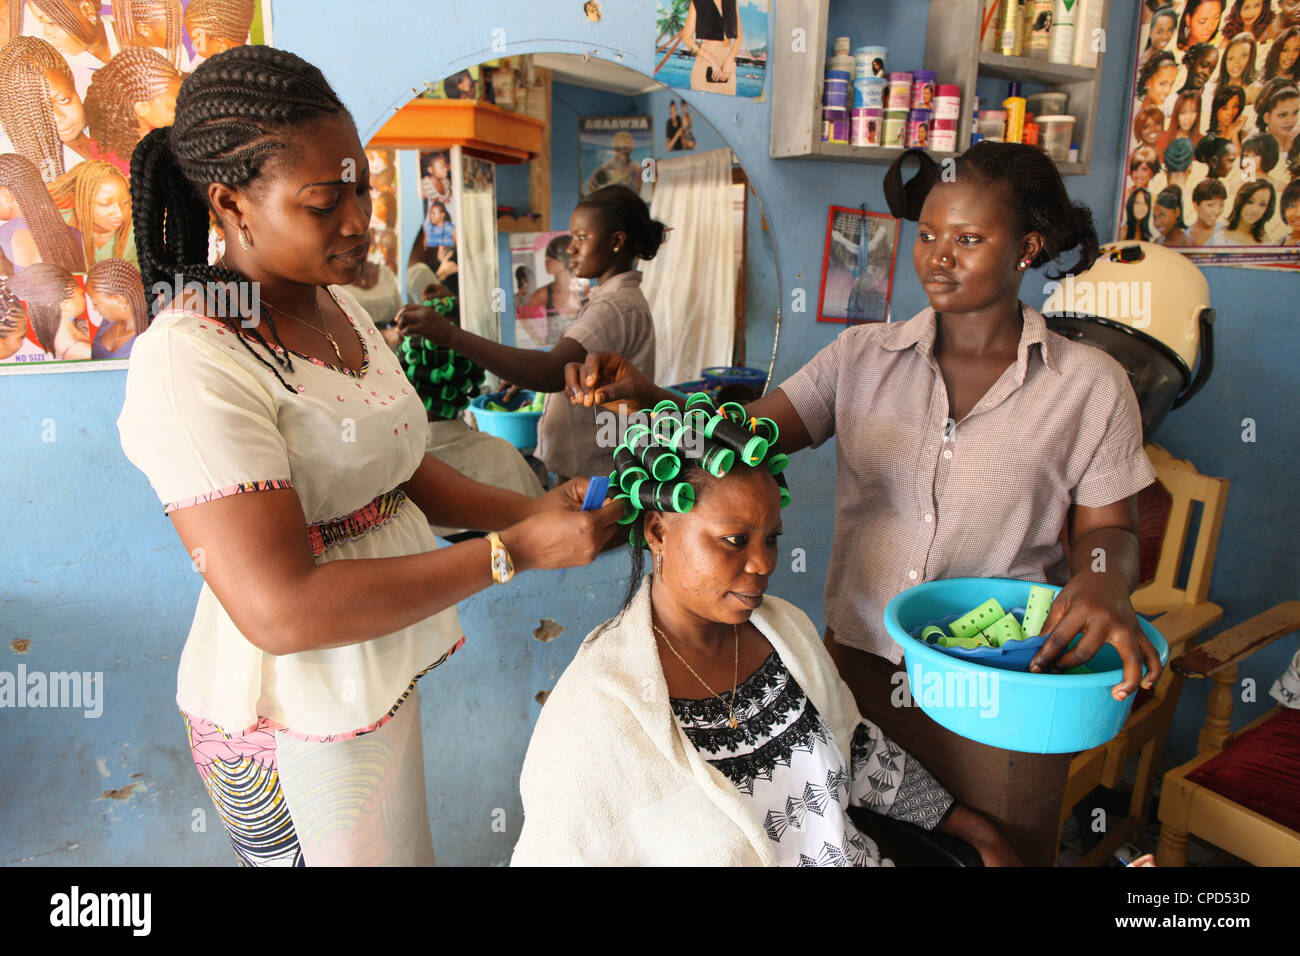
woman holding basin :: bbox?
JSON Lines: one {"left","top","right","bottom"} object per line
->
{"left": 564, "top": 142, "right": 1162, "bottom": 866}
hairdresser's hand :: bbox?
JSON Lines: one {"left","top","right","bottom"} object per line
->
{"left": 564, "top": 350, "right": 653, "bottom": 411}
{"left": 1029, "top": 573, "right": 1162, "bottom": 701}
{"left": 499, "top": 496, "right": 624, "bottom": 572}
{"left": 395, "top": 305, "right": 455, "bottom": 347}
{"left": 526, "top": 477, "right": 598, "bottom": 516}
{"left": 939, "top": 804, "right": 1022, "bottom": 867}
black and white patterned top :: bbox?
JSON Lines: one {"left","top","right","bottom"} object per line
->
{"left": 671, "top": 649, "right": 954, "bottom": 866}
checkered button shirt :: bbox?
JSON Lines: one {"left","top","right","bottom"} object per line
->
{"left": 779, "top": 303, "right": 1156, "bottom": 663}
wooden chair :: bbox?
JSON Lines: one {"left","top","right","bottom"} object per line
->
{"left": 1057, "top": 444, "right": 1230, "bottom": 866}
{"left": 1156, "top": 601, "right": 1300, "bottom": 866}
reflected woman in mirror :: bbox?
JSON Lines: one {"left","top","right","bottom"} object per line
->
{"left": 566, "top": 143, "right": 1163, "bottom": 865}
{"left": 398, "top": 184, "right": 665, "bottom": 484}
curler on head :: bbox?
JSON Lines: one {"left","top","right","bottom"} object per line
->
{"left": 767, "top": 452, "right": 789, "bottom": 476}
{"left": 628, "top": 477, "right": 695, "bottom": 514}
{"left": 613, "top": 445, "right": 649, "bottom": 491}
{"left": 704, "top": 413, "right": 769, "bottom": 466}
{"left": 700, "top": 443, "right": 734, "bottom": 478}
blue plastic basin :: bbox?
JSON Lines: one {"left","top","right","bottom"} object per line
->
{"left": 469, "top": 390, "right": 543, "bottom": 451}
{"left": 883, "top": 577, "right": 1169, "bottom": 754}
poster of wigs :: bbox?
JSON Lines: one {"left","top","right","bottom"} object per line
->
{"left": 817, "top": 205, "right": 900, "bottom": 325}
{"left": 0, "top": 0, "right": 273, "bottom": 374}
{"left": 508, "top": 230, "right": 590, "bottom": 349}
{"left": 653, "top": 0, "right": 769, "bottom": 99}
{"left": 1120, "top": 0, "right": 1300, "bottom": 268}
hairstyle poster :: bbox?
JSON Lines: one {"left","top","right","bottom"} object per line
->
{"left": 0, "top": 0, "right": 273, "bottom": 375}
{"left": 509, "top": 230, "right": 589, "bottom": 350}
{"left": 579, "top": 115, "right": 653, "bottom": 201}
{"left": 664, "top": 97, "right": 698, "bottom": 151}
{"left": 654, "top": 0, "right": 768, "bottom": 99}
{"left": 364, "top": 147, "right": 399, "bottom": 275}
{"left": 817, "top": 205, "right": 900, "bottom": 325}
{"left": 1120, "top": 0, "right": 1300, "bottom": 268}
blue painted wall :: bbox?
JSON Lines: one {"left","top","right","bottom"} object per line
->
{"left": 1, "top": 0, "right": 1295, "bottom": 867}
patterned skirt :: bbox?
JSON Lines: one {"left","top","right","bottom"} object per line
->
{"left": 182, "top": 643, "right": 460, "bottom": 867}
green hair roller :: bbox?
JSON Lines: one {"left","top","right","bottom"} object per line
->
{"left": 701, "top": 443, "right": 734, "bottom": 478}
{"left": 767, "top": 453, "right": 789, "bottom": 476}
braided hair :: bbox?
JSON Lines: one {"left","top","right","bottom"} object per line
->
{"left": 130, "top": 44, "right": 350, "bottom": 394}
{"left": 0, "top": 153, "right": 86, "bottom": 272}
{"left": 27, "top": 0, "right": 98, "bottom": 47}
{"left": 184, "top": 0, "right": 256, "bottom": 49}
{"left": 48, "top": 160, "right": 132, "bottom": 266}
{"left": 4, "top": 0, "right": 22, "bottom": 42}
{"left": 86, "top": 257, "right": 148, "bottom": 334}
{"left": 111, "top": 0, "right": 184, "bottom": 69}
{"left": 8, "top": 262, "right": 78, "bottom": 353}
{"left": 0, "top": 278, "right": 25, "bottom": 335}
{"left": 0, "top": 36, "right": 79, "bottom": 179}
{"left": 599, "top": 392, "right": 790, "bottom": 627}
{"left": 83, "top": 48, "right": 181, "bottom": 162}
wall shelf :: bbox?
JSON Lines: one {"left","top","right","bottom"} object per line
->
{"left": 369, "top": 98, "right": 544, "bottom": 163}
{"left": 770, "top": 0, "right": 1112, "bottom": 176}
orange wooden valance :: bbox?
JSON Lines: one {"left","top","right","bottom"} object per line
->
{"left": 368, "top": 98, "right": 544, "bottom": 164}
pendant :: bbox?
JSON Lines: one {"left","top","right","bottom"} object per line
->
{"left": 728, "top": 715, "right": 738, "bottom": 729}
{"left": 325, "top": 332, "right": 344, "bottom": 364}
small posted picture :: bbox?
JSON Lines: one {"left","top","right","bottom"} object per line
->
{"left": 654, "top": 0, "right": 769, "bottom": 98}
{"left": 817, "top": 205, "right": 900, "bottom": 325}
{"left": 664, "top": 98, "right": 698, "bottom": 151}
{"left": 579, "top": 116, "right": 653, "bottom": 200}
{"left": 424, "top": 66, "right": 484, "bottom": 100}
{"left": 509, "top": 231, "right": 590, "bottom": 349}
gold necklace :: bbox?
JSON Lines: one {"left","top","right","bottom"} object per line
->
{"left": 261, "top": 290, "right": 345, "bottom": 365}
{"left": 653, "top": 618, "right": 741, "bottom": 729}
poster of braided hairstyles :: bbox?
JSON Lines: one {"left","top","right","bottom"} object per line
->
{"left": 0, "top": 0, "right": 272, "bottom": 371}
{"left": 1119, "top": 0, "right": 1300, "bottom": 269}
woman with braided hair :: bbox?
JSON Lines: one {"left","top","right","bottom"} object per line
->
{"left": 183, "top": 0, "right": 255, "bottom": 61}
{"left": 109, "top": 0, "right": 185, "bottom": 69}
{"left": 568, "top": 142, "right": 1162, "bottom": 866}
{"left": 0, "top": 36, "right": 104, "bottom": 178}
{"left": 86, "top": 256, "right": 145, "bottom": 357}
{"left": 116, "top": 44, "right": 623, "bottom": 867}
{"left": 8, "top": 261, "right": 88, "bottom": 358}
{"left": 82, "top": 47, "right": 182, "bottom": 166}
{"left": 513, "top": 398, "right": 1017, "bottom": 865}
{"left": 23, "top": 0, "right": 116, "bottom": 67}
{"left": 0, "top": 278, "right": 35, "bottom": 360}
{"left": 0, "top": 152, "right": 85, "bottom": 272}
{"left": 47, "top": 158, "right": 135, "bottom": 266}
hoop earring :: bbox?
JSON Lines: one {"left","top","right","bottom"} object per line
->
{"left": 238, "top": 227, "right": 252, "bottom": 250}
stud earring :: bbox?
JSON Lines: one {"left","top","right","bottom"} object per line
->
{"left": 1018, "top": 258, "right": 1030, "bottom": 270}
{"left": 238, "top": 226, "right": 251, "bottom": 250}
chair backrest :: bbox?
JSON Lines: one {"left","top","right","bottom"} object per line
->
{"left": 1132, "top": 444, "right": 1230, "bottom": 618}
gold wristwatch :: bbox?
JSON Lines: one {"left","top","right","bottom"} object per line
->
{"left": 486, "top": 531, "right": 515, "bottom": 584}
